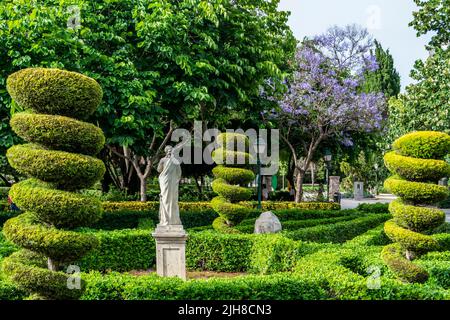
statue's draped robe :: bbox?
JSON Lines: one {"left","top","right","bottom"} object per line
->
{"left": 158, "top": 156, "right": 182, "bottom": 225}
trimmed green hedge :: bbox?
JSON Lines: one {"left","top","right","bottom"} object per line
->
{"left": 77, "top": 229, "right": 156, "bottom": 272}
{"left": 11, "top": 112, "right": 105, "bottom": 156}
{"left": 384, "top": 176, "right": 449, "bottom": 204}
{"left": 9, "top": 179, "right": 102, "bottom": 229}
{"left": 81, "top": 272, "right": 328, "bottom": 300}
{"left": 92, "top": 209, "right": 219, "bottom": 230}
{"left": 356, "top": 203, "right": 389, "bottom": 213}
{"left": 3, "top": 213, "right": 98, "bottom": 263}
{"left": 284, "top": 214, "right": 391, "bottom": 243}
{"left": 7, "top": 144, "right": 106, "bottom": 190}
{"left": 384, "top": 151, "right": 450, "bottom": 182}
{"left": 101, "top": 200, "right": 340, "bottom": 213}
{"left": 6, "top": 68, "right": 103, "bottom": 120}
{"left": 393, "top": 131, "right": 450, "bottom": 160}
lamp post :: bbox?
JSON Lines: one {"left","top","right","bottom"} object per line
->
{"left": 324, "top": 149, "right": 332, "bottom": 202}
{"left": 253, "top": 138, "right": 266, "bottom": 210}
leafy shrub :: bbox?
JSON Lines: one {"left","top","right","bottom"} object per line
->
{"left": 186, "top": 231, "right": 253, "bottom": 272}
{"left": 81, "top": 272, "right": 328, "bottom": 300}
{"left": 382, "top": 131, "right": 450, "bottom": 284}
{"left": 240, "top": 201, "right": 340, "bottom": 211}
{"left": 3, "top": 213, "right": 99, "bottom": 263}
{"left": 0, "top": 280, "right": 26, "bottom": 300}
{"left": 211, "top": 133, "right": 255, "bottom": 230}
{"left": 0, "top": 211, "right": 21, "bottom": 227}
{"left": 10, "top": 112, "right": 105, "bottom": 156}
{"left": 236, "top": 214, "right": 360, "bottom": 233}
{"left": 2, "top": 68, "right": 105, "bottom": 299}
{"left": 389, "top": 199, "right": 445, "bottom": 232}
{"left": 102, "top": 200, "right": 340, "bottom": 213}
{"left": 7, "top": 144, "right": 105, "bottom": 190}
{"left": 9, "top": 179, "right": 102, "bottom": 229}
{"left": 393, "top": 131, "right": 450, "bottom": 160}
{"left": 284, "top": 214, "right": 391, "bottom": 243}
{"left": 384, "top": 151, "right": 450, "bottom": 182}
{"left": 6, "top": 68, "right": 103, "bottom": 120}
{"left": 249, "top": 235, "right": 301, "bottom": 274}
{"left": 384, "top": 176, "right": 449, "bottom": 204}
{"left": 356, "top": 203, "right": 389, "bottom": 213}
{"left": 77, "top": 229, "right": 156, "bottom": 272}
{"left": 92, "top": 209, "right": 218, "bottom": 230}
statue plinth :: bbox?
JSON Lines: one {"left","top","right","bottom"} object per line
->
{"left": 152, "top": 224, "right": 188, "bottom": 280}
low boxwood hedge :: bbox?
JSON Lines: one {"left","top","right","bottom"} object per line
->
{"left": 102, "top": 200, "right": 340, "bottom": 213}
{"left": 81, "top": 271, "right": 329, "bottom": 300}
{"left": 284, "top": 214, "right": 391, "bottom": 243}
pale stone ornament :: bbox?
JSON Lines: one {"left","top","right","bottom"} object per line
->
{"left": 254, "top": 211, "right": 282, "bottom": 234}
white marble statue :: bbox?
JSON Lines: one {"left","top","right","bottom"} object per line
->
{"left": 157, "top": 146, "right": 182, "bottom": 226}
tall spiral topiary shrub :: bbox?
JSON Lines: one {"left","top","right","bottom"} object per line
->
{"left": 2, "top": 68, "right": 106, "bottom": 299}
{"left": 382, "top": 131, "right": 450, "bottom": 283}
{"left": 211, "top": 133, "right": 255, "bottom": 232}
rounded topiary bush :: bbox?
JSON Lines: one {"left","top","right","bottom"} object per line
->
{"left": 382, "top": 131, "right": 450, "bottom": 283}
{"left": 3, "top": 68, "right": 105, "bottom": 299}
{"left": 6, "top": 68, "right": 103, "bottom": 120}
{"left": 210, "top": 133, "right": 255, "bottom": 232}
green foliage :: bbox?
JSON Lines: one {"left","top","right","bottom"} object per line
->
{"left": 187, "top": 231, "right": 253, "bottom": 272}
{"left": 356, "top": 203, "right": 389, "bottom": 213}
{"left": 211, "top": 179, "right": 253, "bottom": 202}
{"left": 93, "top": 209, "right": 218, "bottom": 231}
{"left": 2, "top": 250, "right": 85, "bottom": 299}
{"left": 3, "top": 213, "right": 99, "bottom": 262}
{"left": 0, "top": 279, "right": 26, "bottom": 300}
{"left": 384, "top": 176, "right": 449, "bottom": 204}
{"left": 11, "top": 112, "right": 105, "bottom": 155}
{"left": 249, "top": 235, "right": 301, "bottom": 274}
{"left": 211, "top": 134, "right": 254, "bottom": 230}
{"left": 382, "top": 131, "right": 450, "bottom": 283}
{"left": 7, "top": 144, "right": 106, "bottom": 190}
{"left": 390, "top": 199, "right": 445, "bottom": 232}
{"left": 402, "top": 0, "right": 450, "bottom": 135}
{"left": 2, "top": 67, "right": 105, "bottom": 300}
{"left": 283, "top": 214, "right": 390, "bottom": 243}
{"left": 6, "top": 68, "right": 103, "bottom": 120}
{"left": 212, "top": 166, "right": 255, "bottom": 185}
{"left": 384, "top": 151, "right": 450, "bottom": 182}
{"left": 393, "top": 131, "right": 450, "bottom": 159}
{"left": 0, "top": 0, "right": 296, "bottom": 174}
{"left": 81, "top": 272, "right": 328, "bottom": 300}
{"left": 9, "top": 179, "right": 102, "bottom": 229}
{"left": 381, "top": 244, "right": 429, "bottom": 283}
{"left": 361, "top": 40, "right": 401, "bottom": 98}
{"left": 77, "top": 229, "right": 156, "bottom": 272}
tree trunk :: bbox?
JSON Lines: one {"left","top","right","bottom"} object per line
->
{"left": 311, "top": 162, "right": 315, "bottom": 187}
{"left": 139, "top": 176, "right": 147, "bottom": 202}
{"left": 47, "top": 258, "right": 58, "bottom": 272}
{"left": 295, "top": 170, "right": 305, "bottom": 203}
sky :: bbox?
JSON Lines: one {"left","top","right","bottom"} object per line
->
{"left": 278, "top": 0, "right": 432, "bottom": 91}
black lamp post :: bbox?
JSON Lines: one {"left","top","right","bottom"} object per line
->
{"left": 253, "top": 138, "right": 266, "bottom": 210}
{"left": 324, "top": 149, "right": 332, "bottom": 202}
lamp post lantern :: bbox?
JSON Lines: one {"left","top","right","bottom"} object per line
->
{"left": 324, "top": 149, "right": 332, "bottom": 202}
{"left": 253, "top": 138, "right": 266, "bottom": 210}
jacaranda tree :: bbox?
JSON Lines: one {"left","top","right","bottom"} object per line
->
{"left": 269, "top": 34, "right": 386, "bottom": 202}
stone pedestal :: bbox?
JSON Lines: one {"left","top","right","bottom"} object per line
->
{"left": 329, "top": 176, "right": 340, "bottom": 201}
{"left": 152, "top": 224, "right": 188, "bottom": 280}
{"left": 354, "top": 181, "right": 364, "bottom": 200}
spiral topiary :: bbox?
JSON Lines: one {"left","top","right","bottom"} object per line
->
{"left": 382, "top": 131, "right": 450, "bottom": 283}
{"left": 211, "top": 133, "right": 255, "bottom": 232}
{"left": 2, "top": 68, "right": 106, "bottom": 299}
